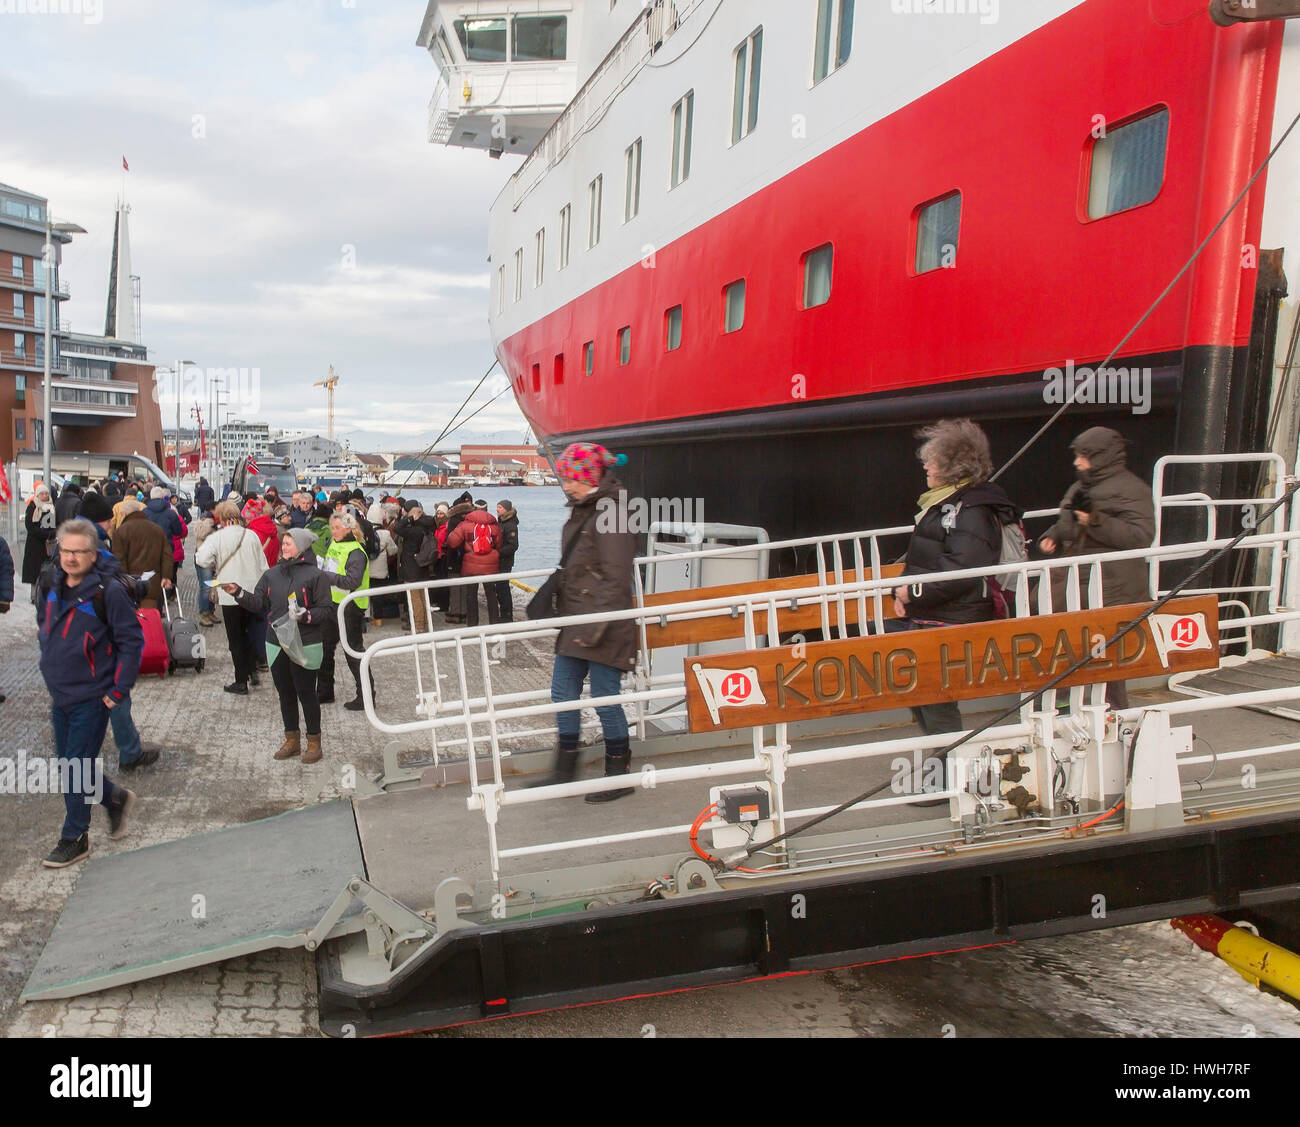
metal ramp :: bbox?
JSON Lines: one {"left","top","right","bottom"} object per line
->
{"left": 1171, "top": 652, "right": 1300, "bottom": 722}
{"left": 22, "top": 801, "right": 367, "bottom": 1002}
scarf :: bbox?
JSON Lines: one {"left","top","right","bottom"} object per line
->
{"left": 915, "top": 478, "right": 971, "bottom": 523}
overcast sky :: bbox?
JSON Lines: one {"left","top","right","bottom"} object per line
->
{"left": 0, "top": 0, "right": 528, "bottom": 452}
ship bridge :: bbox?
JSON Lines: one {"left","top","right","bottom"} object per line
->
{"left": 416, "top": 1, "right": 584, "bottom": 158}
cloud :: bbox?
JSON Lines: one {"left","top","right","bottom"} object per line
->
{"left": 0, "top": 0, "right": 531, "bottom": 447}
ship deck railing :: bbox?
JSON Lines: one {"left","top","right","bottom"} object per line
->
{"left": 336, "top": 454, "right": 1300, "bottom": 885}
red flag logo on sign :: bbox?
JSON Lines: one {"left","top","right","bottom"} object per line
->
{"left": 1150, "top": 613, "right": 1213, "bottom": 667}
{"left": 692, "top": 664, "right": 768, "bottom": 726}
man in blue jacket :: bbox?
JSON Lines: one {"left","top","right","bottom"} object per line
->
{"left": 37, "top": 519, "right": 142, "bottom": 868}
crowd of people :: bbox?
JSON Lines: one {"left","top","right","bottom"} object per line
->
{"left": 6, "top": 471, "right": 523, "bottom": 869}
{"left": 2, "top": 424, "right": 1157, "bottom": 868}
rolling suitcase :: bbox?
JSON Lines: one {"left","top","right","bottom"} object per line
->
{"left": 138, "top": 605, "right": 170, "bottom": 678}
{"left": 162, "top": 585, "right": 205, "bottom": 674}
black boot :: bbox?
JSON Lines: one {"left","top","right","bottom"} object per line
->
{"left": 585, "top": 738, "right": 634, "bottom": 803}
{"left": 526, "top": 735, "right": 580, "bottom": 788}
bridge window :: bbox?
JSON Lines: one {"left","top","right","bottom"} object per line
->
{"left": 497, "top": 266, "right": 505, "bottom": 313}
{"left": 618, "top": 326, "right": 632, "bottom": 366}
{"left": 1087, "top": 107, "right": 1170, "bottom": 220}
{"left": 813, "top": 0, "right": 854, "bottom": 84}
{"left": 724, "top": 280, "right": 746, "bottom": 333}
{"left": 583, "top": 340, "right": 594, "bottom": 376}
{"left": 732, "top": 28, "right": 762, "bottom": 144}
{"left": 671, "top": 91, "right": 694, "bottom": 189}
{"left": 513, "top": 15, "right": 568, "bottom": 62}
{"left": 514, "top": 248, "right": 524, "bottom": 301}
{"left": 803, "top": 244, "right": 833, "bottom": 308}
{"left": 665, "top": 304, "right": 683, "bottom": 351}
{"left": 915, "top": 192, "right": 961, "bottom": 274}
{"left": 453, "top": 18, "right": 507, "bottom": 63}
{"left": 535, "top": 228, "right": 545, "bottom": 288}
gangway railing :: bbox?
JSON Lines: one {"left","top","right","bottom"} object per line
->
{"left": 347, "top": 519, "right": 1300, "bottom": 884}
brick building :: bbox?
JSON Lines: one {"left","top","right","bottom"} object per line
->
{"left": 0, "top": 184, "right": 164, "bottom": 466}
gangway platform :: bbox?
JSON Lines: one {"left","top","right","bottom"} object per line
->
{"left": 22, "top": 801, "right": 366, "bottom": 1003}
{"left": 21, "top": 454, "right": 1300, "bottom": 1033}
{"left": 1172, "top": 652, "right": 1300, "bottom": 722}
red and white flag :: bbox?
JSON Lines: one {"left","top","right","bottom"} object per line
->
{"left": 692, "top": 664, "right": 767, "bottom": 727}
{"left": 0, "top": 462, "right": 10, "bottom": 504}
{"left": 246, "top": 456, "right": 260, "bottom": 476}
{"left": 122, "top": 156, "right": 129, "bottom": 172}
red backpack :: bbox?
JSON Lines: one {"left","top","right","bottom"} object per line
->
{"left": 470, "top": 521, "right": 495, "bottom": 556}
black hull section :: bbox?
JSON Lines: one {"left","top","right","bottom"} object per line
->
{"left": 544, "top": 353, "right": 1234, "bottom": 566}
{"left": 317, "top": 808, "right": 1300, "bottom": 1036}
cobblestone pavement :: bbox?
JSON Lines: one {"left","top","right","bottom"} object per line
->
{"left": 0, "top": 553, "right": 404, "bottom": 1037}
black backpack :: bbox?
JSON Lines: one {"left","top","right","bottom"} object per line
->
{"left": 36, "top": 557, "right": 146, "bottom": 624}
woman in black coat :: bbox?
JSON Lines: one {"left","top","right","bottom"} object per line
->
{"left": 888, "top": 420, "right": 1020, "bottom": 800}
{"left": 22, "top": 487, "right": 56, "bottom": 587}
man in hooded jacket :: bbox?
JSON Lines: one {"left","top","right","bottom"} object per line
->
{"left": 1039, "top": 426, "right": 1155, "bottom": 710}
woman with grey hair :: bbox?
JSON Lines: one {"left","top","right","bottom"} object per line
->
{"left": 888, "top": 419, "right": 1022, "bottom": 800}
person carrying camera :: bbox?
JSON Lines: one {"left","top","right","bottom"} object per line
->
{"left": 1038, "top": 426, "right": 1155, "bottom": 710}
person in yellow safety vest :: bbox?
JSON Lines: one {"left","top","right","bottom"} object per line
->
{"left": 318, "top": 511, "right": 374, "bottom": 711}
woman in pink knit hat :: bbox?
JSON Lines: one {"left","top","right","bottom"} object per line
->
{"left": 536, "top": 442, "right": 638, "bottom": 801}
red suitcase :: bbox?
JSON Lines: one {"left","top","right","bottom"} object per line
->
{"left": 137, "top": 607, "right": 170, "bottom": 678}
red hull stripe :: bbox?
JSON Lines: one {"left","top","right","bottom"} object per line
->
{"left": 500, "top": 1, "right": 1281, "bottom": 441}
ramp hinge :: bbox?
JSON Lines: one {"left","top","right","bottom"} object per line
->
{"left": 1211, "top": 0, "right": 1300, "bottom": 26}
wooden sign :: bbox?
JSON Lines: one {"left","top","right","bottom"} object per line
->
{"left": 643, "top": 565, "right": 905, "bottom": 651}
{"left": 684, "top": 597, "right": 1219, "bottom": 732}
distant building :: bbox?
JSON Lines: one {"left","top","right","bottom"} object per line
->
{"left": 218, "top": 418, "right": 270, "bottom": 474}
{"left": 269, "top": 433, "right": 341, "bottom": 465}
{"left": 0, "top": 185, "right": 164, "bottom": 466}
{"left": 460, "top": 444, "right": 548, "bottom": 474}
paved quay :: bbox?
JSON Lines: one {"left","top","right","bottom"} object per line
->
{"left": 1, "top": 555, "right": 1298, "bottom": 1038}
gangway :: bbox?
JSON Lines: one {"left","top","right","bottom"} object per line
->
{"left": 22, "top": 455, "right": 1300, "bottom": 1032}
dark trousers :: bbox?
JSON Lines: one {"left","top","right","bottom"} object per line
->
{"left": 223, "top": 603, "right": 257, "bottom": 686}
{"left": 271, "top": 652, "right": 321, "bottom": 736}
{"left": 52, "top": 698, "right": 123, "bottom": 841}
{"left": 321, "top": 602, "right": 373, "bottom": 698}
{"left": 465, "top": 580, "right": 503, "bottom": 628}
{"left": 493, "top": 562, "right": 514, "bottom": 621}
{"left": 884, "top": 617, "right": 963, "bottom": 735}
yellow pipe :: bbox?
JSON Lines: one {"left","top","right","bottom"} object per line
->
{"left": 1216, "top": 925, "right": 1300, "bottom": 1001}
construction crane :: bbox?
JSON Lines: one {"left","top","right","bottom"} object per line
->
{"left": 314, "top": 366, "right": 340, "bottom": 441}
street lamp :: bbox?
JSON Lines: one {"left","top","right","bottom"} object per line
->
{"left": 42, "top": 217, "right": 86, "bottom": 488}
{"left": 169, "top": 358, "right": 195, "bottom": 481}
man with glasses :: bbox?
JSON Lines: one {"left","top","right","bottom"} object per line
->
{"left": 36, "top": 520, "right": 143, "bottom": 868}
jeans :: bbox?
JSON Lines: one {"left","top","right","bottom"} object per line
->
{"left": 883, "top": 617, "right": 964, "bottom": 736}
{"left": 52, "top": 698, "right": 123, "bottom": 841}
{"left": 551, "top": 654, "right": 628, "bottom": 741}
{"left": 195, "top": 563, "right": 214, "bottom": 613}
{"left": 109, "top": 692, "right": 144, "bottom": 765}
